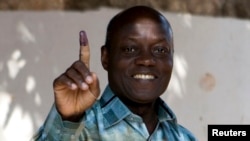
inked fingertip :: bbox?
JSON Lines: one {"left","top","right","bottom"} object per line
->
{"left": 79, "top": 30, "right": 88, "bottom": 46}
{"left": 79, "top": 30, "right": 85, "bottom": 36}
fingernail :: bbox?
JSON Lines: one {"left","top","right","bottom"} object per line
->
{"left": 79, "top": 30, "right": 88, "bottom": 46}
{"left": 86, "top": 76, "right": 93, "bottom": 84}
{"left": 71, "top": 83, "right": 77, "bottom": 90}
{"left": 81, "top": 82, "right": 89, "bottom": 90}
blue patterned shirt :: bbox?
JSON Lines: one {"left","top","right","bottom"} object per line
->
{"left": 33, "top": 85, "right": 197, "bottom": 141}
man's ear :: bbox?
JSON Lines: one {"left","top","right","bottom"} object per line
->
{"left": 101, "top": 45, "right": 109, "bottom": 71}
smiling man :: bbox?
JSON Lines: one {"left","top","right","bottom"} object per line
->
{"left": 33, "top": 5, "right": 197, "bottom": 141}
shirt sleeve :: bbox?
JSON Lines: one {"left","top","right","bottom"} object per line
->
{"left": 178, "top": 125, "right": 198, "bottom": 141}
{"left": 31, "top": 104, "right": 86, "bottom": 141}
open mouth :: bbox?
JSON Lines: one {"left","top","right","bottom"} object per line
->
{"left": 132, "top": 74, "right": 156, "bottom": 80}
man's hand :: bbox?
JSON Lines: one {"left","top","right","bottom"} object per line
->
{"left": 53, "top": 31, "right": 100, "bottom": 121}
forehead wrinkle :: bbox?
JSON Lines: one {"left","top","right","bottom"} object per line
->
{"left": 128, "top": 21, "right": 170, "bottom": 41}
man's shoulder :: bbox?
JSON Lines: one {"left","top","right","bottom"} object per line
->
{"left": 177, "top": 124, "right": 198, "bottom": 141}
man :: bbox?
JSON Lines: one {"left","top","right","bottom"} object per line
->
{"left": 33, "top": 5, "right": 197, "bottom": 141}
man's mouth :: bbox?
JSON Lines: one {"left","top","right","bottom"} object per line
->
{"left": 132, "top": 74, "right": 156, "bottom": 80}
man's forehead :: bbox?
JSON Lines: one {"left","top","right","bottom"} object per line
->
{"left": 114, "top": 9, "right": 170, "bottom": 30}
{"left": 118, "top": 16, "right": 171, "bottom": 33}
{"left": 105, "top": 6, "right": 173, "bottom": 47}
{"left": 118, "top": 12, "right": 163, "bottom": 23}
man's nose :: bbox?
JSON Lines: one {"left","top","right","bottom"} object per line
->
{"left": 135, "top": 51, "right": 156, "bottom": 66}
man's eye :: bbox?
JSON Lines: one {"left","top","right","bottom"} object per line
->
{"left": 153, "top": 46, "right": 169, "bottom": 54}
{"left": 123, "top": 47, "right": 136, "bottom": 53}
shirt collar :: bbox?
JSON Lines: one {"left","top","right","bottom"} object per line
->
{"left": 157, "top": 98, "right": 177, "bottom": 123}
{"left": 100, "top": 86, "right": 131, "bottom": 129}
{"left": 99, "top": 85, "right": 177, "bottom": 129}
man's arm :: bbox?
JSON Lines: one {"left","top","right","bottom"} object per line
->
{"left": 31, "top": 104, "right": 87, "bottom": 141}
{"left": 32, "top": 31, "right": 100, "bottom": 140}
{"left": 53, "top": 30, "right": 100, "bottom": 121}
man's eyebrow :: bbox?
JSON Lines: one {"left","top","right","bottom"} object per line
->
{"left": 126, "top": 34, "right": 168, "bottom": 39}
{"left": 123, "top": 37, "right": 172, "bottom": 48}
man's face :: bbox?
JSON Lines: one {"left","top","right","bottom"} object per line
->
{"left": 102, "top": 17, "right": 173, "bottom": 104}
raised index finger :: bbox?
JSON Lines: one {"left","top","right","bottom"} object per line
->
{"left": 79, "top": 30, "right": 90, "bottom": 68}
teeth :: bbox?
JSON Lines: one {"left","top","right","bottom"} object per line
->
{"left": 133, "top": 74, "right": 155, "bottom": 80}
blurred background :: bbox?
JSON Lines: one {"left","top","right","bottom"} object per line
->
{"left": 0, "top": 0, "right": 250, "bottom": 19}
{"left": 0, "top": 0, "right": 250, "bottom": 141}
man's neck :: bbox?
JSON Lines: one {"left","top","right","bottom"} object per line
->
{"left": 121, "top": 98, "right": 159, "bottom": 134}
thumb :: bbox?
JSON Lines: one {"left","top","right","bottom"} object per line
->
{"left": 89, "top": 72, "right": 100, "bottom": 99}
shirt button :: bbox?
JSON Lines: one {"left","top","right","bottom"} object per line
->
{"left": 71, "top": 135, "right": 75, "bottom": 140}
{"left": 56, "top": 129, "right": 60, "bottom": 134}
{"left": 42, "top": 133, "right": 47, "bottom": 140}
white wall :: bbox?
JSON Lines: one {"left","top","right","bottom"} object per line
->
{"left": 0, "top": 8, "right": 250, "bottom": 141}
